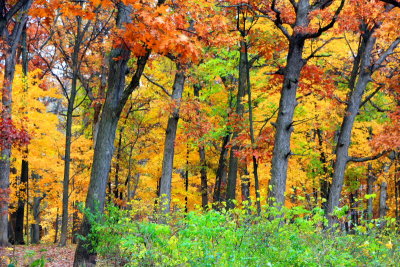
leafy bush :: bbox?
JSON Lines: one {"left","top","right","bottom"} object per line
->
{"left": 83, "top": 205, "right": 400, "bottom": 266}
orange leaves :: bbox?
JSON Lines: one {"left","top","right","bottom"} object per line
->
{"left": 339, "top": 0, "right": 386, "bottom": 32}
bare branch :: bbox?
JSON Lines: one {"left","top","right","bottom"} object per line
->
{"left": 143, "top": 74, "right": 171, "bottom": 96}
{"left": 348, "top": 150, "right": 389, "bottom": 163}
{"left": 304, "top": 37, "right": 342, "bottom": 62}
{"left": 119, "top": 51, "right": 151, "bottom": 112}
{"left": 359, "top": 85, "right": 383, "bottom": 108}
{"left": 372, "top": 37, "right": 400, "bottom": 72}
{"left": 379, "top": 0, "right": 400, "bottom": 7}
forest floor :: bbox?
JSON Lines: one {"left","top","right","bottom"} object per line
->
{"left": 0, "top": 244, "right": 75, "bottom": 266}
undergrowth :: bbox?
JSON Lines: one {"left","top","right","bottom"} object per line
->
{"left": 82, "top": 204, "right": 400, "bottom": 266}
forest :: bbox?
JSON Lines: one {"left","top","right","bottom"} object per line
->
{"left": 1, "top": 0, "right": 400, "bottom": 266}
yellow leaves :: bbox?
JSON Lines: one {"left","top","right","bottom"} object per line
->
{"left": 385, "top": 240, "right": 393, "bottom": 249}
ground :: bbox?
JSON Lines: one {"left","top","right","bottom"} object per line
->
{"left": 0, "top": 244, "right": 75, "bottom": 266}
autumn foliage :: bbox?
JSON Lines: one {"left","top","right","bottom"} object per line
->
{"left": 0, "top": 0, "right": 400, "bottom": 265}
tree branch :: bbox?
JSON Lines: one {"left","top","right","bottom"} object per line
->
{"left": 372, "top": 37, "right": 400, "bottom": 72}
{"left": 359, "top": 85, "right": 383, "bottom": 108}
{"left": 143, "top": 74, "right": 171, "bottom": 96}
{"left": 304, "top": 0, "right": 345, "bottom": 39}
{"left": 348, "top": 150, "right": 389, "bottom": 163}
{"left": 119, "top": 51, "right": 151, "bottom": 113}
{"left": 304, "top": 37, "right": 342, "bottom": 63}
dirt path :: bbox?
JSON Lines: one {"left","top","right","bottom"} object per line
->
{"left": 0, "top": 244, "right": 75, "bottom": 266}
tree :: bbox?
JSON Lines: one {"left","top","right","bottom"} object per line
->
{"left": 73, "top": 0, "right": 165, "bottom": 264}
{"left": 0, "top": 0, "right": 33, "bottom": 247}
{"left": 257, "top": 0, "right": 345, "bottom": 208}
{"left": 326, "top": 2, "right": 400, "bottom": 224}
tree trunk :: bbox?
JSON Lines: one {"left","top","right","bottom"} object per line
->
{"left": 379, "top": 182, "right": 388, "bottom": 219}
{"left": 213, "top": 134, "right": 230, "bottom": 207}
{"left": 199, "top": 146, "right": 208, "bottom": 209}
{"left": 240, "top": 163, "right": 251, "bottom": 204}
{"left": 266, "top": 1, "right": 314, "bottom": 208}
{"left": 158, "top": 64, "right": 186, "bottom": 213}
{"left": 193, "top": 84, "right": 208, "bottom": 210}
{"left": 54, "top": 208, "right": 59, "bottom": 244}
{"left": 366, "top": 163, "right": 376, "bottom": 220}
{"left": 31, "top": 174, "right": 44, "bottom": 244}
{"left": 315, "top": 129, "right": 330, "bottom": 211}
{"left": 74, "top": 2, "right": 151, "bottom": 264}
{"left": 268, "top": 36, "right": 305, "bottom": 207}
{"left": 13, "top": 25, "right": 29, "bottom": 245}
{"left": 0, "top": 16, "right": 28, "bottom": 247}
{"left": 226, "top": 40, "right": 248, "bottom": 209}
{"left": 60, "top": 16, "right": 81, "bottom": 247}
{"left": 327, "top": 29, "right": 375, "bottom": 224}
{"left": 13, "top": 159, "right": 28, "bottom": 244}
{"left": 243, "top": 39, "right": 261, "bottom": 214}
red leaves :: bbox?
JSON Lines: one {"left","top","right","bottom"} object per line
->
{"left": 0, "top": 118, "right": 30, "bottom": 150}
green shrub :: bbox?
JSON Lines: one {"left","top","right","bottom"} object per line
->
{"left": 82, "top": 205, "right": 400, "bottom": 266}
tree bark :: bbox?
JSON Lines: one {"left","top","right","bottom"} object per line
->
{"left": 0, "top": 4, "right": 30, "bottom": 246}
{"left": 213, "top": 134, "right": 230, "bottom": 206}
{"left": 379, "top": 182, "right": 388, "bottom": 218}
{"left": 327, "top": 12, "right": 400, "bottom": 224}
{"left": 268, "top": 35, "right": 305, "bottom": 206}
{"left": 226, "top": 40, "right": 248, "bottom": 209}
{"left": 267, "top": 0, "right": 344, "bottom": 209}
{"left": 315, "top": 129, "right": 330, "bottom": 211}
{"left": 31, "top": 174, "right": 44, "bottom": 244}
{"left": 193, "top": 84, "right": 208, "bottom": 210}
{"left": 60, "top": 15, "right": 82, "bottom": 247}
{"left": 158, "top": 64, "right": 186, "bottom": 213}
{"left": 327, "top": 30, "right": 374, "bottom": 223}
{"left": 74, "top": 2, "right": 151, "bottom": 264}
{"left": 199, "top": 146, "right": 208, "bottom": 209}
{"left": 13, "top": 25, "right": 29, "bottom": 245}
{"left": 13, "top": 159, "right": 28, "bottom": 244}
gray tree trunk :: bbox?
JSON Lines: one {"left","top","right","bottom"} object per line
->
{"left": 158, "top": 65, "right": 186, "bottom": 213}
{"left": 0, "top": 3, "right": 31, "bottom": 246}
{"left": 366, "top": 163, "right": 376, "bottom": 220}
{"left": 13, "top": 27, "right": 29, "bottom": 245}
{"left": 193, "top": 84, "right": 208, "bottom": 209}
{"left": 31, "top": 174, "right": 44, "bottom": 244}
{"left": 60, "top": 16, "right": 82, "bottom": 247}
{"left": 199, "top": 146, "right": 208, "bottom": 209}
{"left": 213, "top": 134, "right": 230, "bottom": 206}
{"left": 268, "top": 36, "right": 305, "bottom": 206}
{"left": 326, "top": 7, "right": 400, "bottom": 225}
{"left": 73, "top": 2, "right": 152, "bottom": 265}
{"left": 226, "top": 40, "right": 248, "bottom": 209}
{"left": 267, "top": 0, "right": 313, "bottom": 207}
{"left": 267, "top": 0, "right": 344, "bottom": 210}
{"left": 327, "top": 30, "right": 375, "bottom": 224}
{"left": 379, "top": 182, "right": 388, "bottom": 219}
